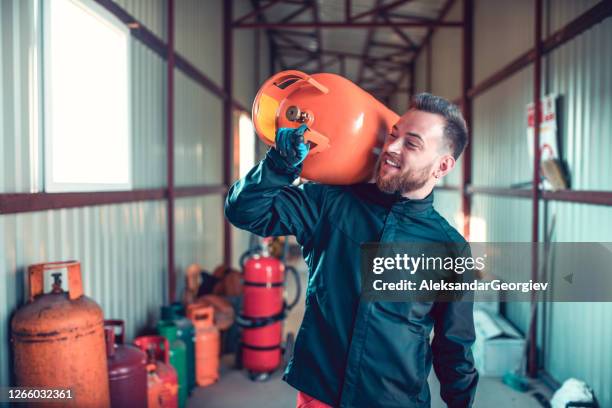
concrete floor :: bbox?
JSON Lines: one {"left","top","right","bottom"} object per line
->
{"left": 187, "top": 355, "right": 543, "bottom": 408}
{"left": 188, "top": 256, "right": 546, "bottom": 408}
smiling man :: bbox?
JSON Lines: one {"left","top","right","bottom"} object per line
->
{"left": 225, "top": 93, "right": 478, "bottom": 408}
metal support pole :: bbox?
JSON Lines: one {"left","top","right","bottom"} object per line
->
{"left": 408, "top": 63, "right": 415, "bottom": 109}
{"left": 461, "top": 0, "right": 473, "bottom": 239}
{"left": 529, "top": 0, "right": 543, "bottom": 378}
{"left": 426, "top": 40, "right": 432, "bottom": 92}
{"left": 223, "top": 0, "right": 233, "bottom": 267}
{"left": 166, "top": 0, "right": 176, "bottom": 302}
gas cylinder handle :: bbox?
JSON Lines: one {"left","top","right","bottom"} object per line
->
{"left": 304, "top": 128, "right": 331, "bottom": 156}
{"left": 28, "top": 261, "right": 83, "bottom": 302}
{"left": 270, "top": 70, "right": 329, "bottom": 95}
{"left": 104, "top": 320, "right": 126, "bottom": 344}
{"left": 105, "top": 327, "right": 116, "bottom": 358}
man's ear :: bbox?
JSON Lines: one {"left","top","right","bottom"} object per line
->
{"left": 434, "top": 155, "right": 456, "bottom": 179}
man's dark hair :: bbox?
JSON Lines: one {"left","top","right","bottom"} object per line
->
{"left": 409, "top": 93, "right": 468, "bottom": 159}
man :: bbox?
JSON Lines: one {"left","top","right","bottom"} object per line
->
{"left": 225, "top": 93, "right": 478, "bottom": 407}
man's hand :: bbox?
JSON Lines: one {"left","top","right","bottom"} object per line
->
{"left": 275, "top": 124, "right": 310, "bottom": 167}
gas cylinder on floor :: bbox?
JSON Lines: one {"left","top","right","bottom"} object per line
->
{"left": 239, "top": 254, "right": 285, "bottom": 376}
{"left": 187, "top": 305, "right": 220, "bottom": 386}
{"left": 134, "top": 335, "right": 179, "bottom": 408}
{"left": 159, "top": 303, "right": 196, "bottom": 391}
{"left": 158, "top": 321, "right": 188, "bottom": 408}
{"left": 105, "top": 319, "right": 147, "bottom": 407}
{"left": 11, "top": 261, "right": 110, "bottom": 407}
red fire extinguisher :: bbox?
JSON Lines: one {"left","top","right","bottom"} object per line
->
{"left": 237, "top": 240, "right": 300, "bottom": 381}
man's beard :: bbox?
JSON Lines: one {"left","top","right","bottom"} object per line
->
{"left": 375, "top": 158, "right": 433, "bottom": 194}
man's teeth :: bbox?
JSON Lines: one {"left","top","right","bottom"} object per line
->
{"left": 385, "top": 159, "right": 400, "bottom": 168}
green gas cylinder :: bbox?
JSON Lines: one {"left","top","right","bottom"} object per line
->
{"left": 161, "top": 304, "right": 196, "bottom": 391}
{"left": 158, "top": 321, "right": 188, "bottom": 408}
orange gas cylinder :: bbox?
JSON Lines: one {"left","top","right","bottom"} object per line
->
{"left": 187, "top": 305, "right": 220, "bottom": 386}
{"left": 252, "top": 70, "right": 399, "bottom": 184}
{"left": 134, "top": 335, "right": 179, "bottom": 408}
{"left": 11, "top": 261, "right": 110, "bottom": 407}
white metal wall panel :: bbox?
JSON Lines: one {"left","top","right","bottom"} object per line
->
{"left": 174, "top": 195, "right": 224, "bottom": 299}
{"left": 131, "top": 39, "right": 167, "bottom": 189}
{"left": 471, "top": 65, "right": 533, "bottom": 187}
{"left": 545, "top": 18, "right": 612, "bottom": 190}
{"left": 174, "top": 69, "right": 223, "bottom": 186}
{"left": 433, "top": 190, "right": 462, "bottom": 231}
{"left": 233, "top": 0, "right": 258, "bottom": 110}
{"left": 546, "top": 0, "right": 599, "bottom": 34}
{"left": 113, "top": 0, "right": 167, "bottom": 39}
{"left": 543, "top": 202, "right": 612, "bottom": 408}
{"left": 0, "top": 201, "right": 168, "bottom": 386}
{"left": 473, "top": 0, "right": 533, "bottom": 84}
{"left": 0, "top": 0, "right": 40, "bottom": 193}
{"left": 175, "top": 0, "right": 222, "bottom": 88}
{"left": 430, "top": 0, "right": 462, "bottom": 101}
{"left": 539, "top": 14, "right": 612, "bottom": 407}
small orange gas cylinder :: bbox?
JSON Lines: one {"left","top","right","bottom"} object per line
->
{"left": 134, "top": 335, "right": 179, "bottom": 408}
{"left": 187, "top": 305, "right": 220, "bottom": 386}
{"left": 252, "top": 70, "right": 399, "bottom": 184}
{"left": 11, "top": 261, "right": 110, "bottom": 407}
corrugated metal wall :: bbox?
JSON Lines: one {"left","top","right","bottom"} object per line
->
{"left": 413, "top": 0, "right": 612, "bottom": 404}
{"left": 540, "top": 9, "right": 612, "bottom": 406}
{"left": 0, "top": 0, "right": 266, "bottom": 388}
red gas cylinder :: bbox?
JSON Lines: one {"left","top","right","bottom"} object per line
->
{"left": 134, "top": 335, "right": 179, "bottom": 408}
{"left": 252, "top": 70, "right": 399, "bottom": 184}
{"left": 105, "top": 320, "right": 147, "bottom": 408}
{"left": 240, "top": 255, "right": 285, "bottom": 375}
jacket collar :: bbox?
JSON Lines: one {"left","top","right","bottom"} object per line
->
{"left": 350, "top": 183, "right": 434, "bottom": 214}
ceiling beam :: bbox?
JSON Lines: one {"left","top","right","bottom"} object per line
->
{"left": 351, "top": 0, "right": 416, "bottom": 21}
{"left": 234, "top": 0, "right": 284, "bottom": 25}
{"left": 234, "top": 21, "right": 463, "bottom": 29}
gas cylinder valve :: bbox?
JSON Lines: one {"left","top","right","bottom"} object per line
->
{"left": 285, "top": 106, "right": 310, "bottom": 123}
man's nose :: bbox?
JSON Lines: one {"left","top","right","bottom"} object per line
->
{"left": 386, "top": 137, "right": 403, "bottom": 154}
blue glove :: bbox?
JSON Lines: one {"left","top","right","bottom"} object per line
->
{"left": 275, "top": 124, "right": 310, "bottom": 167}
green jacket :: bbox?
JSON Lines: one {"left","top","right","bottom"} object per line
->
{"left": 225, "top": 149, "right": 478, "bottom": 407}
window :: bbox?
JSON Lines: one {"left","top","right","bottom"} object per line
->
{"left": 43, "top": 0, "right": 131, "bottom": 192}
{"left": 238, "top": 113, "right": 255, "bottom": 179}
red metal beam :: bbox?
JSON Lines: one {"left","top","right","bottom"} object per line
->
{"left": 234, "top": 0, "right": 284, "bottom": 25}
{"left": 372, "top": 41, "right": 417, "bottom": 51}
{"left": 345, "top": 0, "right": 351, "bottom": 22}
{"left": 381, "top": 13, "right": 415, "bottom": 47}
{"left": 351, "top": 0, "right": 415, "bottom": 21}
{"left": 0, "top": 190, "right": 165, "bottom": 214}
{"left": 234, "top": 21, "right": 463, "bottom": 29}
{"left": 541, "top": 190, "right": 612, "bottom": 206}
{"left": 461, "top": 0, "right": 473, "bottom": 240}
{"left": 466, "top": 186, "right": 533, "bottom": 199}
{"left": 223, "top": 0, "right": 234, "bottom": 268}
{"left": 174, "top": 185, "right": 228, "bottom": 198}
{"left": 529, "top": 0, "right": 543, "bottom": 378}
{"left": 166, "top": 0, "right": 176, "bottom": 303}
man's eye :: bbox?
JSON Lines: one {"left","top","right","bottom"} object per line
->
{"left": 404, "top": 140, "right": 418, "bottom": 149}
{"left": 388, "top": 133, "right": 397, "bottom": 139}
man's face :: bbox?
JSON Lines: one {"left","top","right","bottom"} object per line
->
{"left": 375, "top": 109, "right": 452, "bottom": 194}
